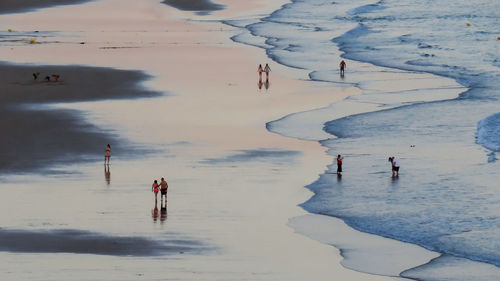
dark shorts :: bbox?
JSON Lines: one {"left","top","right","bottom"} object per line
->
{"left": 337, "top": 164, "right": 342, "bottom": 173}
{"left": 161, "top": 190, "right": 167, "bottom": 195}
{"left": 394, "top": 166, "right": 400, "bottom": 172}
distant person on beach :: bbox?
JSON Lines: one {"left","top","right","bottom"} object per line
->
{"left": 388, "top": 156, "right": 400, "bottom": 177}
{"left": 337, "top": 154, "right": 343, "bottom": 175}
{"left": 264, "top": 63, "right": 271, "bottom": 79}
{"left": 258, "top": 64, "right": 263, "bottom": 79}
{"left": 340, "top": 60, "right": 346, "bottom": 75}
{"left": 160, "top": 177, "right": 168, "bottom": 203}
{"left": 104, "top": 144, "right": 111, "bottom": 164}
{"left": 44, "top": 75, "right": 50, "bottom": 82}
{"left": 33, "top": 72, "right": 40, "bottom": 80}
{"left": 152, "top": 180, "right": 159, "bottom": 201}
{"left": 52, "top": 74, "right": 60, "bottom": 82}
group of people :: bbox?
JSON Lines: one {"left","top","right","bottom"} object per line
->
{"left": 336, "top": 154, "right": 400, "bottom": 177}
{"left": 103, "top": 144, "right": 171, "bottom": 203}
{"left": 33, "top": 72, "right": 60, "bottom": 82}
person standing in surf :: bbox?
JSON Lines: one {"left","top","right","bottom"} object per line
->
{"left": 340, "top": 60, "right": 346, "bottom": 76}
{"left": 389, "top": 156, "right": 400, "bottom": 177}
{"left": 337, "top": 154, "right": 343, "bottom": 175}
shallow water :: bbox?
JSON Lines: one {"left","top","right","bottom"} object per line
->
{"left": 231, "top": 0, "right": 500, "bottom": 278}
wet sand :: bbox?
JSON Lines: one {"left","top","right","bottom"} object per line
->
{"left": 0, "top": 0, "right": 92, "bottom": 14}
{"left": 0, "top": 0, "right": 440, "bottom": 280}
{"left": 0, "top": 63, "right": 160, "bottom": 173}
{"left": 162, "top": 0, "right": 224, "bottom": 14}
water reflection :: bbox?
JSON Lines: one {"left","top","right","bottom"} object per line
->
{"left": 152, "top": 199, "right": 167, "bottom": 223}
{"left": 258, "top": 78, "right": 271, "bottom": 91}
{"left": 104, "top": 164, "right": 110, "bottom": 185}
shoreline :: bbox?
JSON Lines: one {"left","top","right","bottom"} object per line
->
{"left": 0, "top": 0, "right": 468, "bottom": 280}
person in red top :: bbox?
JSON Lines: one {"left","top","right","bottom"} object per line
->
{"left": 340, "top": 60, "right": 346, "bottom": 75}
{"left": 258, "top": 64, "right": 263, "bottom": 80}
{"left": 337, "top": 154, "right": 343, "bottom": 175}
{"left": 152, "top": 180, "right": 159, "bottom": 202}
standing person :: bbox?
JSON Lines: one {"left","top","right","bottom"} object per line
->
{"left": 337, "top": 154, "right": 343, "bottom": 175}
{"left": 152, "top": 180, "right": 159, "bottom": 202}
{"left": 160, "top": 177, "right": 168, "bottom": 203}
{"left": 264, "top": 63, "right": 271, "bottom": 79}
{"left": 389, "top": 156, "right": 400, "bottom": 177}
{"left": 340, "top": 60, "right": 346, "bottom": 75}
{"left": 104, "top": 144, "right": 111, "bottom": 165}
{"left": 258, "top": 64, "right": 263, "bottom": 80}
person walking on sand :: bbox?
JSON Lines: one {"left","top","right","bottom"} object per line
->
{"left": 33, "top": 72, "right": 40, "bottom": 80}
{"left": 388, "top": 156, "right": 400, "bottom": 177}
{"left": 264, "top": 63, "right": 271, "bottom": 79}
{"left": 152, "top": 180, "right": 159, "bottom": 201}
{"left": 337, "top": 154, "right": 343, "bottom": 175}
{"left": 160, "top": 177, "right": 168, "bottom": 203}
{"left": 104, "top": 144, "right": 111, "bottom": 165}
{"left": 340, "top": 60, "right": 346, "bottom": 75}
{"left": 258, "top": 64, "right": 263, "bottom": 80}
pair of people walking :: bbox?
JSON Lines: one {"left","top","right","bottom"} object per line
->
{"left": 152, "top": 177, "right": 169, "bottom": 203}
{"left": 258, "top": 63, "right": 271, "bottom": 80}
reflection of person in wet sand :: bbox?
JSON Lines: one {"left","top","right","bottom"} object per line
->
{"left": 104, "top": 165, "right": 111, "bottom": 185}
{"left": 160, "top": 199, "right": 167, "bottom": 222}
{"left": 258, "top": 78, "right": 263, "bottom": 90}
{"left": 104, "top": 144, "right": 111, "bottom": 165}
{"left": 264, "top": 78, "right": 270, "bottom": 90}
{"left": 152, "top": 200, "right": 159, "bottom": 222}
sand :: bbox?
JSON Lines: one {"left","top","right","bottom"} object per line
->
{"left": 0, "top": 63, "right": 160, "bottom": 173}
{"left": 162, "top": 0, "right": 224, "bottom": 14}
{"left": 0, "top": 0, "right": 439, "bottom": 280}
{"left": 0, "top": 0, "right": 92, "bottom": 14}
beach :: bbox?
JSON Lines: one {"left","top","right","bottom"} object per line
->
{"left": 1, "top": 0, "right": 498, "bottom": 280}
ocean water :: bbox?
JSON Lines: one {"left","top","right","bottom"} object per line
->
{"left": 228, "top": 0, "right": 500, "bottom": 278}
